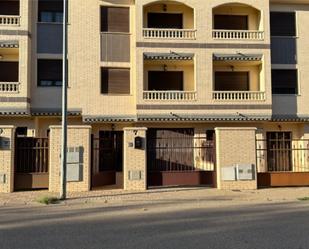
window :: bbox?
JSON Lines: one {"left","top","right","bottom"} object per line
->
{"left": 147, "top": 13, "right": 183, "bottom": 29}
{"left": 272, "top": 69, "right": 298, "bottom": 94}
{"left": 214, "top": 15, "right": 248, "bottom": 30}
{"left": 0, "top": 62, "right": 19, "bottom": 82}
{"left": 38, "top": 0, "right": 63, "bottom": 23}
{"left": 215, "top": 72, "right": 249, "bottom": 91}
{"left": 0, "top": 1, "right": 20, "bottom": 15}
{"left": 38, "top": 59, "right": 62, "bottom": 87}
{"left": 148, "top": 71, "right": 184, "bottom": 91}
{"left": 101, "top": 68, "right": 130, "bottom": 94}
{"left": 270, "top": 12, "right": 296, "bottom": 37}
{"left": 101, "top": 7, "right": 129, "bottom": 32}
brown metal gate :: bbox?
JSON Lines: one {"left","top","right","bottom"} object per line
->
{"left": 256, "top": 133, "right": 309, "bottom": 187}
{"left": 91, "top": 131, "right": 123, "bottom": 189}
{"left": 147, "top": 129, "right": 216, "bottom": 187}
{"left": 14, "top": 137, "right": 49, "bottom": 190}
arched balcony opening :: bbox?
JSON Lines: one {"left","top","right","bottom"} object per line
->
{"left": 212, "top": 3, "right": 264, "bottom": 40}
{"left": 143, "top": 1, "right": 196, "bottom": 40}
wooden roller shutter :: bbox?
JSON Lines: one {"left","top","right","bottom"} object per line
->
{"left": 270, "top": 12, "right": 296, "bottom": 37}
{"left": 101, "top": 7, "right": 130, "bottom": 33}
{"left": 0, "top": 62, "right": 19, "bottom": 82}
{"left": 101, "top": 68, "right": 130, "bottom": 94}
{"left": 215, "top": 72, "right": 249, "bottom": 91}
{"left": 272, "top": 69, "right": 298, "bottom": 94}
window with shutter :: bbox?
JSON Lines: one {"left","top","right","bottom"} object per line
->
{"left": 101, "top": 68, "right": 130, "bottom": 94}
{"left": 38, "top": 0, "right": 63, "bottom": 22}
{"left": 272, "top": 69, "right": 298, "bottom": 94}
{"left": 270, "top": 12, "right": 296, "bottom": 37}
{"left": 37, "top": 59, "right": 63, "bottom": 87}
{"left": 101, "top": 7, "right": 130, "bottom": 33}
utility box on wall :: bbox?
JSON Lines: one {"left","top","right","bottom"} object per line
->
{"left": 221, "top": 164, "right": 256, "bottom": 181}
{"left": 0, "top": 137, "right": 10, "bottom": 150}
{"left": 66, "top": 147, "right": 83, "bottom": 182}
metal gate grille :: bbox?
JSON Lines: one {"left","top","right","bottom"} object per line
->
{"left": 15, "top": 137, "right": 49, "bottom": 173}
{"left": 147, "top": 129, "right": 215, "bottom": 172}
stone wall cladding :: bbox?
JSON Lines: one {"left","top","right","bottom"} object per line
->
{"left": 0, "top": 126, "right": 15, "bottom": 193}
{"left": 123, "top": 127, "right": 147, "bottom": 191}
{"left": 49, "top": 126, "right": 91, "bottom": 193}
{"left": 215, "top": 127, "right": 258, "bottom": 190}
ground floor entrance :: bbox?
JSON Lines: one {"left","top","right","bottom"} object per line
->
{"left": 147, "top": 128, "right": 216, "bottom": 187}
{"left": 14, "top": 137, "right": 49, "bottom": 191}
{"left": 91, "top": 131, "right": 123, "bottom": 189}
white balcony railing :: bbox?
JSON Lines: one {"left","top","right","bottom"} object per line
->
{"left": 143, "top": 91, "right": 197, "bottom": 101}
{"left": 143, "top": 28, "right": 196, "bottom": 40}
{"left": 0, "top": 82, "right": 20, "bottom": 93}
{"left": 213, "top": 91, "right": 266, "bottom": 101}
{"left": 212, "top": 30, "right": 264, "bottom": 40}
{"left": 0, "top": 15, "right": 20, "bottom": 26}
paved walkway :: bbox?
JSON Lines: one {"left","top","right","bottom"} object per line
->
{"left": 1, "top": 187, "right": 309, "bottom": 207}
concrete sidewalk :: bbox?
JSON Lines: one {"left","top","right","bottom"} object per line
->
{"left": 1, "top": 187, "right": 309, "bottom": 207}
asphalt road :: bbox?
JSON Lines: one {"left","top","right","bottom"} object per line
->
{"left": 1, "top": 199, "right": 309, "bottom": 249}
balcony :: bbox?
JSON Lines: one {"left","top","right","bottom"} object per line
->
{"left": 144, "top": 91, "right": 197, "bottom": 101}
{"left": 0, "top": 82, "right": 20, "bottom": 93}
{"left": 143, "top": 1, "right": 196, "bottom": 40}
{"left": 143, "top": 52, "right": 196, "bottom": 101}
{"left": 213, "top": 30, "right": 264, "bottom": 40}
{"left": 0, "top": 46, "right": 19, "bottom": 94}
{"left": 0, "top": 1, "right": 20, "bottom": 26}
{"left": 143, "top": 28, "right": 196, "bottom": 40}
{"left": 213, "top": 53, "right": 266, "bottom": 101}
{"left": 212, "top": 3, "right": 264, "bottom": 41}
{"left": 0, "top": 15, "right": 20, "bottom": 26}
{"left": 213, "top": 91, "right": 265, "bottom": 101}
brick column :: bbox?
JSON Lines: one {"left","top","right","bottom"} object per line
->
{"left": 49, "top": 126, "right": 92, "bottom": 193}
{"left": 123, "top": 127, "right": 147, "bottom": 191}
{"left": 0, "top": 126, "right": 15, "bottom": 193}
{"left": 215, "top": 127, "right": 257, "bottom": 190}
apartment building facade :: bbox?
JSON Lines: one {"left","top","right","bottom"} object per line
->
{"left": 0, "top": 0, "right": 309, "bottom": 193}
